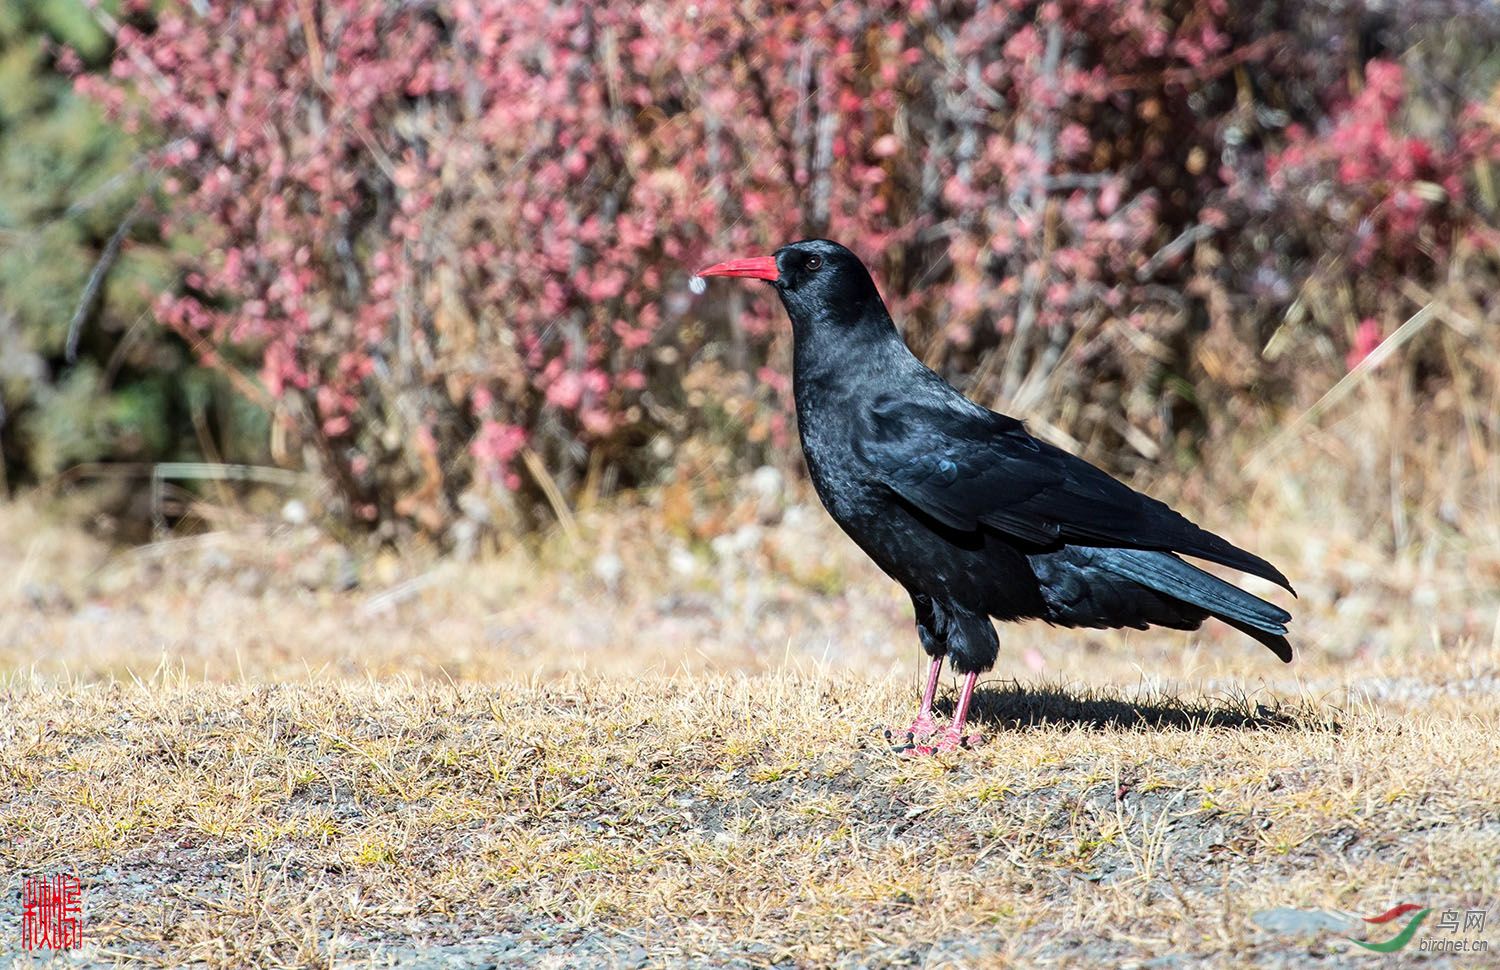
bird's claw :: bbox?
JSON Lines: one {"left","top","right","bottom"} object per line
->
{"left": 900, "top": 727, "right": 984, "bottom": 757}
{"left": 883, "top": 713, "right": 939, "bottom": 747}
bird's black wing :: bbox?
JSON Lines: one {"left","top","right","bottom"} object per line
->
{"left": 857, "top": 395, "right": 1295, "bottom": 593}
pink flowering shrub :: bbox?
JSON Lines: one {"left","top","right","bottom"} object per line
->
{"left": 1269, "top": 58, "right": 1494, "bottom": 279}
{"left": 78, "top": 0, "right": 1500, "bottom": 534}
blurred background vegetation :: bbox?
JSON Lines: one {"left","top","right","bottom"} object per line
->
{"left": 0, "top": 0, "right": 268, "bottom": 537}
{"left": 0, "top": 0, "right": 1496, "bottom": 559}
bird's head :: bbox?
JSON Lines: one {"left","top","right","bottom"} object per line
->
{"left": 695, "top": 239, "right": 883, "bottom": 327}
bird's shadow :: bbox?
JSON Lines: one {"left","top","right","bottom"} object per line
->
{"left": 937, "top": 678, "right": 1336, "bottom": 733}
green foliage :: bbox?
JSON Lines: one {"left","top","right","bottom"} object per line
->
{"left": 0, "top": 0, "right": 266, "bottom": 506}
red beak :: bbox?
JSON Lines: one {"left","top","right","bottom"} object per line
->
{"left": 694, "top": 255, "right": 779, "bottom": 282}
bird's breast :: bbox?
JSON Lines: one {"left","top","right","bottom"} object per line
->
{"left": 795, "top": 396, "right": 1047, "bottom": 618}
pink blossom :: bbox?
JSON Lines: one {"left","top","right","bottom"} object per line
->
{"left": 1346, "top": 318, "right": 1385, "bottom": 370}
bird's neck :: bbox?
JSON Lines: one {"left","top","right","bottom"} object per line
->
{"left": 789, "top": 304, "right": 916, "bottom": 410}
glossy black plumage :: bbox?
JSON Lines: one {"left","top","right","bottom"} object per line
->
{"left": 751, "top": 239, "right": 1295, "bottom": 676}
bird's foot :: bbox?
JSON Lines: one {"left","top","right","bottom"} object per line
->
{"left": 901, "top": 725, "right": 984, "bottom": 757}
{"left": 884, "top": 712, "right": 939, "bottom": 746}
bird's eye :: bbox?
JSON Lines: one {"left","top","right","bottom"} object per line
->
{"left": 805, "top": 255, "right": 823, "bottom": 271}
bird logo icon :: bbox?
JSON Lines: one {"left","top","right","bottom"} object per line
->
{"left": 1348, "top": 903, "right": 1430, "bottom": 953}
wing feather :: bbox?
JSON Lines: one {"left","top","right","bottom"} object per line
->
{"left": 858, "top": 397, "right": 1295, "bottom": 594}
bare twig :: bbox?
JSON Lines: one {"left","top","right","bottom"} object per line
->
{"left": 67, "top": 199, "right": 144, "bottom": 364}
{"left": 521, "top": 447, "right": 579, "bottom": 544}
{"left": 1111, "top": 32, "right": 1290, "bottom": 92}
{"left": 1246, "top": 302, "right": 1443, "bottom": 475}
{"left": 1136, "top": 223, "right": 1216, "bottom": 283}
{"left": 80, "top": 0, "right": 172, "bottom": 96}
{"left": 999, "top": 21, "right": 1063, "bottom": 402}
{"left": 810, "top": 64, "right": 838, "bottom": 235}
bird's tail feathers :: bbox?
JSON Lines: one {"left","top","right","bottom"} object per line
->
{"left": 1094, "top": 548, "right": 1293, "bottom": 663}
{"left": 1217, "top": 618, "right": 1294, "bottom": 664}
{"left": 1177, "top": 533, "right": 1297, "bottom": 597}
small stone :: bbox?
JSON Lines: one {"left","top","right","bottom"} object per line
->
{"left": 748, "top": 465, "right": 785, "bottom": 520}
{"left": 592, "top": 552, "right": 624, "bottom": 591}
{"left": 1251, "top": 908, "right": 1357, "bottom": 936}
{"left": 668, "top": 544, "right": 698, "bottom": 577}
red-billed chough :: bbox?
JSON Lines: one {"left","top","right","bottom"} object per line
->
{"left": 696, "top": 239, "right": 1295, "bottom": 755}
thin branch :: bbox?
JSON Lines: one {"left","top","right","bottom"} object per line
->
{"left": 67, "top": 199, "right": 144, "bottom": 364}
{"left": 1000, "top": 20, "right": 1064, "bottom": 402}
{"left": 1136, "top": 223, "right": 1216, "bottom": 283}
{"left": 1246, "top": 301, "right": 1444, "bottom": 476}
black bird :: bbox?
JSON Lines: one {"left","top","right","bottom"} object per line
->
{"left": 696, "top": 240, "right": 1295, "bottom": 754}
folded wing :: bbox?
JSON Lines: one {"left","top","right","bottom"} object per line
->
{"left": 858, "top": 395, "right": 1295, "bottom": 595}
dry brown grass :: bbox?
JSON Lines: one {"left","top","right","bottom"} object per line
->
{"left": 2, "top": 359, "right": 1498, "bottom": 966}
{"left": 2, "top": 672, "right": 1497, "bottom": 967}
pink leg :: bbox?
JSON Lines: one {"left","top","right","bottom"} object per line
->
{"left": 885, "top": 656, "right": 944, "bottom": 744}
{"left": 906, "top": 671, "right": 984, "bottom": 756}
